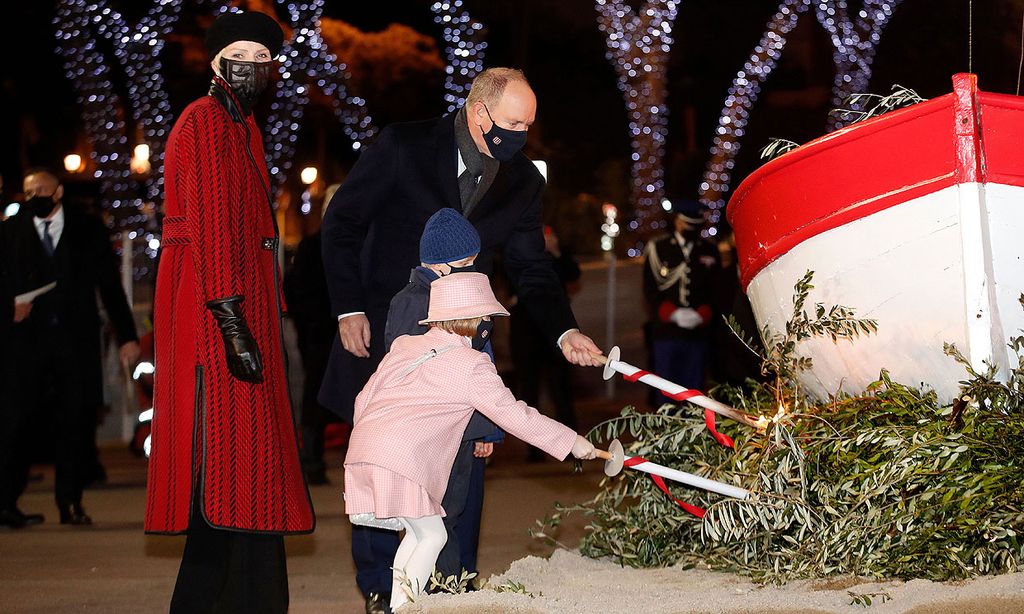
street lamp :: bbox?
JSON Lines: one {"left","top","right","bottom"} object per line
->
{"left": 299, "top": 166, "right": 318, "bottom": 215}
{"left": 601, "top": 203, "right": 619, "bottom": 252}
{"left": 600, "top": 201, "right": 619, "bottom": 399}
{"left": 300, "top": 166, "right": 318, "bottom": 185}
{"left": 131, "top": 144, "right": 151, "bottom": 175}
{"left": 64, "top": 154, "right": 84, "bottom": 173}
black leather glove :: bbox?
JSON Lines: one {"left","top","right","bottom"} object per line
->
{"left": 205, "top": 296, "right": 264, "bottom": 383}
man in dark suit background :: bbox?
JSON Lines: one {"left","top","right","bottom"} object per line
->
{"left": 0, "top": 168, "right": 139, "bottom": 527}
{"left": 320, "top": 67, "right": 602, "bottom": 611}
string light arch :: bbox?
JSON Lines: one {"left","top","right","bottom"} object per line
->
{"left": 263, "top": 1, "right": 376, "bottom": 188}
{"left": 431, "top": 0, "right": 487, "bottom": 113}
{"left": 596, "top": 0, "right": 680, "bottom": 254}
{"left": 56, "top": 0, "right": 191, "bottom": 278}
{"left": 87, "top": 0, "right": 182, "bottom": 209}
{"left": 54, "top": 1, "right": 136, "bottom": 229}
{"left": 817, "top": 1, "right": 902, "bottom": 130}
{"left": 697, "top": 0, "right": 901, "bottom": 231}
{"left": 696, "top": 0, "right": 811, "bottom": 227}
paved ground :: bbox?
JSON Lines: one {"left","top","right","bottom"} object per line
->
{"left": 0, "top": 441, "right": 615, "bottom": 613}
{"left": 0, "top": 259, "right": 651, "bottom": 613}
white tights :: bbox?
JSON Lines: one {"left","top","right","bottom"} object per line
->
{"left": 390, "top": 515, "right": 447, "bottom": 611}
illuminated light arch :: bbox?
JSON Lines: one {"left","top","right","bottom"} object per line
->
{"left": 54, "top": 1, "right": 138, "bottom": 230}
{"left": 431, "top": 0, "right": 487, "bottom": 113}
{"left": 817, "top": 1, "right": 902, "bottom": 130}
{"left": 698, "top": 0, "right": 901, "bottom": 230}
{"left": 596, "top": 0, "right": 680, "bottom": 250}
{"left": 696, "top": 0, "right": 811, "bottom": 226}
{"left": 86, "top": 0, "right": 182, "bottom": 211}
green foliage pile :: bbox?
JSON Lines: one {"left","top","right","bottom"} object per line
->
{"left": 537, "top": 273, "right": 1024, "bottom": 583}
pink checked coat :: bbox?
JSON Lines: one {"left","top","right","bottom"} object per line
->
{"left": 345, "top": 327, "right": 577, "bottom": 511}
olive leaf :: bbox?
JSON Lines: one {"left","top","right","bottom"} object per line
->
{"left": 535, "top": 284, "right": 1024, "bottom": 584}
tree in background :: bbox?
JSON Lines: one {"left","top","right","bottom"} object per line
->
{"left": 596, "top": 0, "right": 680, "bottom": 242}
{"left": 697, "top": 0, "right": 901, "bottom": 229}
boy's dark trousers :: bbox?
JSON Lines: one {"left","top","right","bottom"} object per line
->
{"left": 434, "top": 440, "right": 485, "bottom": 579}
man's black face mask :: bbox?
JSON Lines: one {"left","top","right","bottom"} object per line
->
{"left": 478, "top": 104, "right": 528, "bottom": 161}
{"left": 27, "top": 194, "right": 57, "bottom": 219}
{"left": 219, "top": 57, "right": 273, "bottom": 112}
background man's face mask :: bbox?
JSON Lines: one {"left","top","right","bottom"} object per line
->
{"left": 219, "top": 57, "right": 273, "bottom": 109}
{"left": 27, "top": 194, "right": 57, "bottom": 218}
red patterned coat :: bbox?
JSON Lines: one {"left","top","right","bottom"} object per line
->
{"left": 145, "top": 80, "right": 314, "bottom": 535}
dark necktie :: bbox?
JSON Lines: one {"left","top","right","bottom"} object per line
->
{"left": 42, "top": 221, "right": 56, "bottom": 257}
{"left": 458, "top": 167, "right": 480, "bottom": 212}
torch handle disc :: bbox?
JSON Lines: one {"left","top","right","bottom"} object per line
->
{"left": 604, "top": 439, "right": 625, "bottom": 477}
{"left": 602, "top": 346, "right": 621, "bottom": 381}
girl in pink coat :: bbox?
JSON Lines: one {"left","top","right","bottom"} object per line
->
{"left": 344, "top": 272, "right": 596, "bottom": 611}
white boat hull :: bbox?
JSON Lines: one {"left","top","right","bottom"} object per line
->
{"left": 747, "top": 182, "right": 1024, "bottom": 401}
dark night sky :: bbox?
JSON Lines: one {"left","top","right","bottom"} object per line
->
{"left": 2, "top": 0, "right": 1023, "bottom": 246}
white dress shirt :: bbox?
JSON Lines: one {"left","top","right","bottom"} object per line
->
{"left": 33, "top": 205, "right": 65, "bottom": 249}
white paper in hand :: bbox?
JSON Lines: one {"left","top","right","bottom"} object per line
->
{"left": 15, "top": 282, "right": 57, "bottom": 305}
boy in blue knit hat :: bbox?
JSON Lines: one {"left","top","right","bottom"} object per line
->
{"left": 382, "top": 207, "right": 500, "bottom": 585}
{"left": 383, "top": 207, "right": 481, "bottom": 348}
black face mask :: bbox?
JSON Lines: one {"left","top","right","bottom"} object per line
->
{"left": 219, "top": 57, "right": 273, "bottom": 113}
{"left": 446, "top": 263, "right": 477, "bottom": 275}
{"left": 471, "top": 319, "right": 494, "bottom": 351}
{"left": 479, "top": 104, "right": 527, "bottom": 161}
{"left": 28, "top": 195, "right": 57, "bottom": 219}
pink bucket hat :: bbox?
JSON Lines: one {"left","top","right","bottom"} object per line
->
{"left": 419, "top": 272, "right": 509, "bottom": 324}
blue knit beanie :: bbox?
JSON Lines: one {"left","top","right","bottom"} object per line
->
{"left": 420, "top": 208, "right": 481, "bottom": 264}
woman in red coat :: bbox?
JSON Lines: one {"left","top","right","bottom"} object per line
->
{"left": 145, "top": 12, "right": 313, "bottom": 613}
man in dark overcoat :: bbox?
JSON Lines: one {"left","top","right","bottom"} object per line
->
{"left": 320, "top": 67, "right": 603, "bottom": 612}
{"left": 0, "top": 168, "right": 139, "bottom": 527}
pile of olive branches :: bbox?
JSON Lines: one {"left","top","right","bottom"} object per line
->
{"left": 536, "top": 274, "right": 1024, "bottom": 583}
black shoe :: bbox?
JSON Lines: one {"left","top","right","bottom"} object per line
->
{"left": 365, "top": 592, "right": 391, "bottom": 614}
{"left": 0, "top": 508, "right": 27, "bottom": 529}
{"left": 59, "top": 503, "right": 92, "bottom": 526}
{"left": 13, "top": 507, "right": 44, "bottom": 526}
{"left": 0, "top": 507, "right": 45, "bottom": 528}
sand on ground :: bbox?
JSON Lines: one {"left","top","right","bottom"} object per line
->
{"left": 408, "top": 549, "right": 1024, "bottom": 614}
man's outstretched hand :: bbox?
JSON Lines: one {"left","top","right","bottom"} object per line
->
{"left": 560, "top": 330, "right": 603, "bottom": 367}
{"left": 338, "top": 314, "right": 371, "bottom": 358}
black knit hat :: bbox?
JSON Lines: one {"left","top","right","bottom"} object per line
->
{"left": 204, "top": 11, "right": 285, "bottom": 60}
